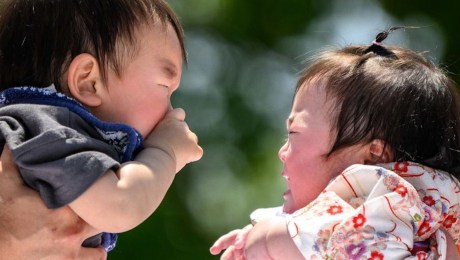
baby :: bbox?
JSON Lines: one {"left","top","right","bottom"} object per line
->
{"left": 0, "top": 0, "right": 202, "bottom": 252}
{"left": 211, "top": 27, "right": 460, "bottom": 259}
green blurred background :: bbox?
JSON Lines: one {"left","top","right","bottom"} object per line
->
{"left": 110, "top": 0, "right": 460, "bottom": 259}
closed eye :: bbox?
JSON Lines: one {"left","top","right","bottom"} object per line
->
{"left": 284, "top": 131, "right": 297, "bottom": 141}
{"left": 164, "top": 66, "right": 178, "bottom": 79}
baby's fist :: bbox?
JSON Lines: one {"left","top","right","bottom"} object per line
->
{"left": 144, "top": 108, "right": 203, "bottom": 172}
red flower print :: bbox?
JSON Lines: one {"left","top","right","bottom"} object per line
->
{"left": 444, "top": 215, "right": 458, "bottom": 229}
{"left": 422, "top": 196, "right": 435, "bottom": 206}
{"left": 327, "top": 205, "right": 343, "bottom": 215}
{"left": 353, "top": 213, "right": 366, "bottom": 228}
{"left": 394, "top": 162, "right": 409, "bottom": 172}
{"left": 368, "top": 250, "right": 384, "bottom": 260}
{"left": 417, "top": 221, "right": 431, "bottom": 237}
{"left": 394, "top": 183, "right": 408, "bottom": 197}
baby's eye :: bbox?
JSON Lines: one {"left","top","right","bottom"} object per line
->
{"left": 284, "top": 131, "right": 296, "bottom": 141}
{"left": 158, "top": 84, "right": 170, "bottom": 91}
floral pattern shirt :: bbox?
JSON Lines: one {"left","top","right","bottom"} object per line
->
{"left": 252, "top": 162, "right": 460, "bottom": 260}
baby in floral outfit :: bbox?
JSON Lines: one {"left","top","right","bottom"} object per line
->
{"left": 211, "top": 27, "right": 460, "bottom": 259}
{"left": 281, "top": 162, "right": 459, "bottom": 259}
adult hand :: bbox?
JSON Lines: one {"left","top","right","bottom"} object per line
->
{"left": 0, "top": 146, "right": 106, "bottom": 259}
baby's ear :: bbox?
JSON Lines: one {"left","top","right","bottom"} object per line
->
{"left": 367, "top": 139, "right": 394, "bottom": 164}
{"left": 66, "top": 53, "right": 104, "bottom": 107}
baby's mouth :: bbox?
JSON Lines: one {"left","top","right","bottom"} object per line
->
{"left": 283, "top": 189, "right": 291, "bottom": 199}
{"left": 281, "top": 171, "right": 289, "bottom": 196}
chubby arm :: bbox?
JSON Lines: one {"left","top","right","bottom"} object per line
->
{"left": 244, "top": 217, "right": 304, "bottom": 260}
{"left": 69, "top": 149, "right": 176, "bottom": 233}
{"left": 69, "top": 108, "right": 203, "bottom": 233}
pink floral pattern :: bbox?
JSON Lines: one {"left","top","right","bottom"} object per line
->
{"left": 283, "top": 162, "right": 460, "bottom": 259}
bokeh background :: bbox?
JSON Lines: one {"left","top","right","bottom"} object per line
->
{"left": 110, "top": 0, "right": 460, "bottom": 259}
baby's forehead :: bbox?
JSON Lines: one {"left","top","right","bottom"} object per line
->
{"left": 294, "top": 77, "right": 339, "bottom": 121}
{"left": 113, "top": 21, "right": 183, "bottom": 63}
{"left": 296, "top": 77, "right": 334, "bottom": 101}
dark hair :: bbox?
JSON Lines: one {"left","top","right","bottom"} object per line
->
{"left": 297, "top": 27, "right": 460, "bottom": 179}
{"left": 0, "top": 0, "right": 185, "bottom": 91}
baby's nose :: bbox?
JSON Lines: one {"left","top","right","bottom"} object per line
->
{"left": 278, "top": 143, "right": 288, "bottom": 162}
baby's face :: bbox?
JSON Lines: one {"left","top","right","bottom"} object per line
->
{"left": 96, "top": 22, "right": 183, "bottom": 137}
{"left": 278, "top": 82, "right": 366, "bottom": 213}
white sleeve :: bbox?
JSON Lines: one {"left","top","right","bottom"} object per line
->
{"left": 250, "top": 206, "right": 286, "bottom": 225}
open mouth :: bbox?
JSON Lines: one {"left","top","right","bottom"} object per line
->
{"left": 281, "top": 171, "right": 290, "bottom": 199}
{"left": 283, "top": 189, "right": 291, "bottom": 201}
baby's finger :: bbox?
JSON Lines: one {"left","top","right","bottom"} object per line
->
{"left": 220, "top": 245, "right": 237, "bottom": 260}
{"left": 234, "top": 224, "right": 253, "bottom": 249}
{"left": 210, "top": 240, "right": 225, "bottom": 255}
{"left": 210, "top": 230, "right": 240, "bottom": 255}
{"left": 184, "top": 127, "right": 199, "bottom": 143}
{"left": 210, "top": 245, "right": 222, "bottom": 255}
{"left": 191, "top": 144, "right": 204, "bottom": 162}
{"left": 210, "top": 239, "right": 230, "bottom": 255}
{"left": 221, "top": 246, "right": 245, "bottom": 260}
{"left": 166, "top": 108, "right": 185, "bottom": 121}
{"left": 232, "top": 248, "right": 245, "bottom": 260}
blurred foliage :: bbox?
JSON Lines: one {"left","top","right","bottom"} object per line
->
{"left": 380, "top": 1, "right": 460, "bottom": 83}
{"left": 108, "top": 0, "right": 458, "bottom": 259}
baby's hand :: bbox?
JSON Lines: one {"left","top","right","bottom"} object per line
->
{"left": 210, "top": 224, "right": 253, "bottom": 260}
{"left": 144, "top": 108, "right": 203, "bottom": 173}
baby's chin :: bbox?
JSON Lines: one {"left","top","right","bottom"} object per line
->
{"left": 282, "top": 202, "right": 296, "bottom": 214}
{"left": 282, "top": 190, "right": 297, "bottom": 214}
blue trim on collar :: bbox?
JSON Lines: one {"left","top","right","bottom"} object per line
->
{"left": 0, "top": 86, "right": 143, "bottom": 162}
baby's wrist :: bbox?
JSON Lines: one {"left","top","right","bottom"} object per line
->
{"left": 137, "top": 146, "right": 177, "bottom": 173}
{"left": 153, "top": 146, "right": 176, "bottom": 164}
